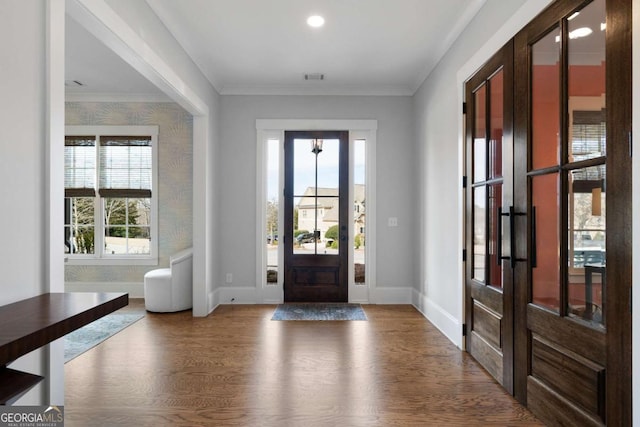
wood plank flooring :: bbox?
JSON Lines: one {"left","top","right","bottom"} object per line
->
{"left": 65, "top": 302, "right": 541, "bottom": 426}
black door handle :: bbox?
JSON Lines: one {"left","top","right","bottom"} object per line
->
{"left": 498, "top": 205, "right": 526, "bottom": 269}
{"left": 531, "top": 206, "right": 537, "bottom": 268}
{"left": 497, "top": 207, "right": 507, "bottom": 265}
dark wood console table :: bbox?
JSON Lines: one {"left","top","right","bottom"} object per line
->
{"left": 0, "top": 292, "right": 128, "bottom": 404}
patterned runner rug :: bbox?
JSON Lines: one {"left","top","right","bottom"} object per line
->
{"left": 271, "top": 303, "right": 367, "bottom": 321}
{"left": 64, "top": 312, "right": 145, "bottom": 362}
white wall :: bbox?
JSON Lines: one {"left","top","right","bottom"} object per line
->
{"left": 219, "top": 95, "right": 414, "bottom": 301}
{"left": 412, "top": 0, "right": 551, "bottom": 345}
{"left": 0, "top": 0, "right": 51, "bottom": 404}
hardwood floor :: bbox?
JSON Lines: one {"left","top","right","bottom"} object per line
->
{"left": 65, "top": 301, "right": 540, "bottom": 426}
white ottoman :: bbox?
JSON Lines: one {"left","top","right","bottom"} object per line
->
{"left": 144, "top": 248, "right": 193, "bottom": 312}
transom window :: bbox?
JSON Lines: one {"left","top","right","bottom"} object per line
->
{"left": 64, "top": 126, "right": 158, "bottom": 264}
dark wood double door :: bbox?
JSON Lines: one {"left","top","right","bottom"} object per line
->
{"left": 283, "top": 130, "right": 349, "bottom": 302}
{"left": 465, "top": 0, "right": 631, "bottom": 424}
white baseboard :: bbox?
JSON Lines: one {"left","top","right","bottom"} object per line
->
{"left": 212, "top": 285, "right": 412, "bottom": 305}
{"left": 412, "top": 289, "right": 463, "bottom": 349}
{"left": 370, "top": 286, "right": 413, "bottom": 304}
{"left": 207, "top": 290, "right": 218, "bottom": 315}
{"left": 217, "top": 286, "right": 259, "bottom": 304}
{"left": 65, "top": 281, "right": 144, "bottom": 298}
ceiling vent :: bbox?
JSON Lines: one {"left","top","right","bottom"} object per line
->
{"left": 304, "top": 73, "right": 325, "bottom": 81}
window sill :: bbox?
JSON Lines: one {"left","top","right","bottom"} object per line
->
{"left": 65, "top": 257, "right": 158, "bottom": 266}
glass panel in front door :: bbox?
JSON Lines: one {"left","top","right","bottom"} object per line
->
{"left": 292, "top": 138, "right": 340, "bottom": 255}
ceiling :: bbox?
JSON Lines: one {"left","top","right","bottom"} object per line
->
{"left": 65, "top": 16, "right": 165, "bottom": 97}
{"left": 66, "top": 0, "right": 487, "bottom": 97}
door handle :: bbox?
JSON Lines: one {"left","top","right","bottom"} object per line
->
{"left": 497, "top": 207, "right": 507, "bottom": 265}
{"left": 531, "top": 206, "right": 537, "bottom": 268}
{"left": 497, "top": 206, "right": 526, "bottom": 269}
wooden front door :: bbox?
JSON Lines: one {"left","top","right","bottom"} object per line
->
{"left": 284, "top": 130, "right": 349, "bottom": 302}
{"left": 465, "top": 41, "right": 515, "bottom": 392}
{"left": 512, "top": 0, "right": 631, "bottom": 424}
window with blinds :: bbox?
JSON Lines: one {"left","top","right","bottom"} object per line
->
{"left": 99, "top": 136, "right": 152, "bottom": 197}
{"left": 568, "top": 110, "right": 606, "bottom": 270}
{"left": 64, "top": 136, "right": 96, "bottom": 197}
{"left": 571, "top": 109, "right": 606, "bottom": 161}
{"left": 64, "top": 126, "right": 158, "bottom": 263}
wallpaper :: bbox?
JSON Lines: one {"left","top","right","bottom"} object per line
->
{"left": 65, "top": 102, "right": 193, "bottom": 284}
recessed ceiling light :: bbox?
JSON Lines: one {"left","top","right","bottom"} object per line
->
{"left": 307, "top": 15, "right": 325, "bottom": 28}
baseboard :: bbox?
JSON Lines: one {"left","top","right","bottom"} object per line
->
{"left": 65, "top": 282, "right": 144, "bottom": 298}
{"left": 207, "top": 290, "right": 218, "bottom": 315}
{"left": 412, "top": 289, "right": 463, "bottom": 348}
{"left": 217, "top": 286, "right": 259, "bottom": 304}
{"left": 370, "top": 286, "right": 413, "bottom": 304}
{"left": 213, "top": 285, "right": 411, "bottom": 305}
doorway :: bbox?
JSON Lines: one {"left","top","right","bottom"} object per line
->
{"left": 283, "top": 130, "right": 349, "bottom": 302}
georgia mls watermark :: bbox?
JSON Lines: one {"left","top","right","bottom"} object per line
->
{"left": 0, "top": 406, "right": 63, "bottom": 427}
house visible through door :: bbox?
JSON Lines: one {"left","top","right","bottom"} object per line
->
{"left": 284, "top": 130, "right": 349, "bottom": 302}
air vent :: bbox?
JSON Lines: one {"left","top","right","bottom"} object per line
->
{"left": 65, "top": 80, "right": 84, "bottom": 87}
{"left": 304, "top": 73, "right": 325, "bottom": 81}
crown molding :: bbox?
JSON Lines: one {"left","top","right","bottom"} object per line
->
{"left": 218, "top": 83, "right": 414, "bottom": 97}
{"left": 65, "top": 92, "right": 173, "bottom": 103}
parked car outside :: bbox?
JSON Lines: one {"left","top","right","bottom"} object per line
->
{"left": 296, "top": 232, "right": 316, "bottom": 244}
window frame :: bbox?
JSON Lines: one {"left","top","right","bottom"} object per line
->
{"left": 65, "top": 125, "right": 159, "bottom": 265}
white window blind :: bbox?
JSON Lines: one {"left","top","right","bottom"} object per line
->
{"left": 64, "top": 136, "right": 96, "bottom": 197}
{"left": 99, "top": 136, "right": 152, "bottom": 198}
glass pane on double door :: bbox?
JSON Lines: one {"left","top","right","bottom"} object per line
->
{"left": 472, "top": 73, "right": 505, "bottom": 290}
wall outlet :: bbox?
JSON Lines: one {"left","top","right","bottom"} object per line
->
{"left": 388, "top": 217, "right": 398, "bottom": 227}
{"left": 225, "top": 273, "right": 233, "bottom": 283}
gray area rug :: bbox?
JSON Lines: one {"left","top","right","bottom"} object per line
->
{"left": 272, "top": 303, "right": 367, "bottom": 321}
{"left": 64, "top": 312, "right": 144, "bottom": 362}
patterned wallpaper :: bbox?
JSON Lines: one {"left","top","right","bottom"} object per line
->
{"left": 65, "top": 102, "right": 193, "bottom": 284}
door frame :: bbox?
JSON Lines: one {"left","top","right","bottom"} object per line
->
{"left": 256, "top": 119, "right": 377, "bottom": 304}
